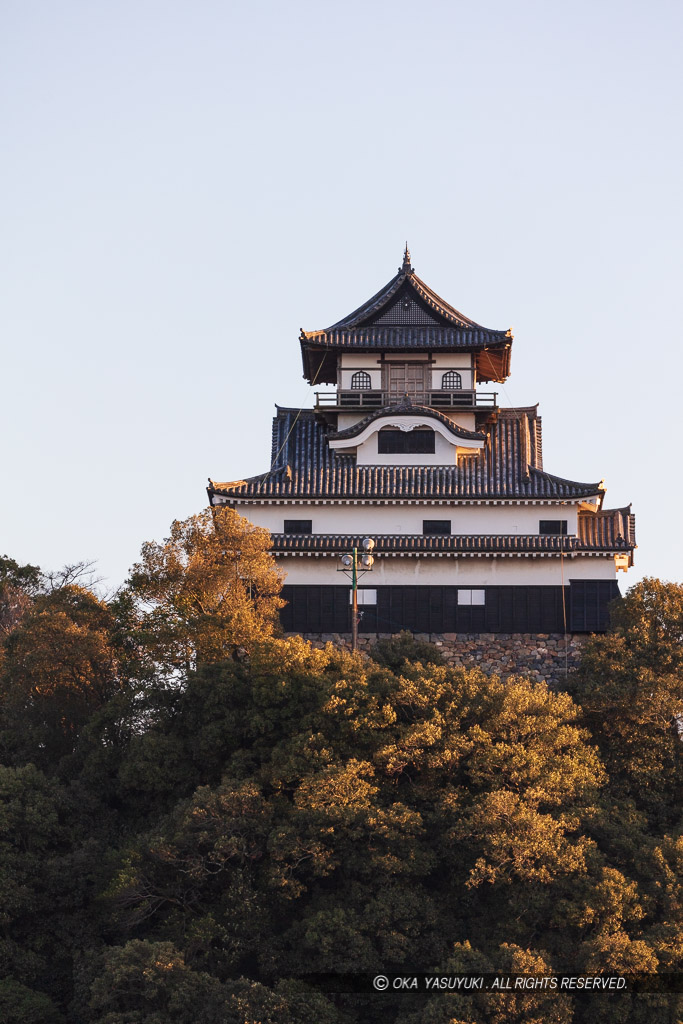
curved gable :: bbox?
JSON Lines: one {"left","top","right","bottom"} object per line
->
{"left": 328, "top": 414, "right": 484, "bottom": 452}
{"left": 328, "top": 408, "right": 485, "bottom": 467}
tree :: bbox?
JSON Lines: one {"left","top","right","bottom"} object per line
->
{"left": 369, "top": 630, "right": 446, "bottom": 672}
{"left": 0, "top": 557, "right": 104, "bottom": 643}
{"left": 0, "top": 765, "right": 69, "bottom": 999}
{"left": 0, "top": 978, "right": 62, "bottom": 1024}
{"left": 0, "top": 586, "right": 122, "bottom": 766}
{"left": 105, "top": 642, "right": 615, "bottom": 1010}
{"left": 0, "top": 555, "right": 43, "bottom": 644}
{"left": 125, "top": 507, "right": 284, "bottom": 673}
{"left": 607, "top": 576, "right": 683, "bottom": 673}
{"left": 84, "top": 940, "right": 340, "bottom": 1024}
{"left": 3, "top": 558, "right": 682, "bottom": 1023}
{"left": 396, "top": 942, "right": 575, "bottom": 1024}
{"left": 86, "top": 940, "right": 231, "bottom": 1024}
{"left": 571, "top": 578, "right": 683, "bottom": 823}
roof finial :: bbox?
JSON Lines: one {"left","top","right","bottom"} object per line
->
{"left": 401, "top": 242, "right": 412, "bottom": 274}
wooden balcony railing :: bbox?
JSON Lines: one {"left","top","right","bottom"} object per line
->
{"left": 315, "top": 390, "right": 498, "bottom": 410}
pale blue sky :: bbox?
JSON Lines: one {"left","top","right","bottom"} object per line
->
{"left": 2, "top": 0, "right": 682, "bottom": 590}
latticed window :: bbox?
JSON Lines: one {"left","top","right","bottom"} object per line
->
{"left": 441, "top": 370, "right": 462, "bottom": 390}
{"left": 350, "top": 370, "right": 372, "bottom": 390}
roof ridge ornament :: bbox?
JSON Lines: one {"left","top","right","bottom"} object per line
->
{"left": 400, "top": 242, "right": 413, "bottom": 274}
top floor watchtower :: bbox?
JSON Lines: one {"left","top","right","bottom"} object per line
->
{"left": 300, "top": 246, "right": 513, "bottom": 421}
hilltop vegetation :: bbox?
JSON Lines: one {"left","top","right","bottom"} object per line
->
{"left": 0, "top": 512, "right": 681, "bottom": 1023}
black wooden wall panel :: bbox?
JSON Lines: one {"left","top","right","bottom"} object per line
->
{"left": 281, "top": 583, "right": 618, "bottom": 634}
{"left": 281, "top": 585, "right": 349, "bottom": 633}
{"left": 569, "top": 580, "right": 620, "bottom": 632}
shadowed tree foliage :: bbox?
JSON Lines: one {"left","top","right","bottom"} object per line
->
{"left": 571, "top": 577, "right": 683, "bottom": 825}
{"left": 369, "top": 630, "right": 446, "bottom": 672}
{"left": 83, "top": 939, "right": 340, "bottom": 1024}
{"left": 0, "top": 587, "right": 123, "bottom": 768}
{"left": 0, "top": 552, "right": 681, "bottom": 1023}
{"left": 0, "top": 977, "right": 63, "bottom": 1024}
{"left": 101, "top": 639, "right": 679, "bottom": 1022}
{"left": 0, "top": 557, "right": 44, "bottom": 666}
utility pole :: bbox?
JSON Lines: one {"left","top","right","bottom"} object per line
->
{"left": 351, "top": 545, "right": 358, "bottom": 652}
{"left": 339, "top": 538, "right": 376, "bottom": 653}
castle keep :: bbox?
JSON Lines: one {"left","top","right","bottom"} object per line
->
{"left": 208, "top": 249, "right": 635, "bottom": 638}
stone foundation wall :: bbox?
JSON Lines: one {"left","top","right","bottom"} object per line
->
{"left": 289, "top": 632, "right": 588, "bottom": 688}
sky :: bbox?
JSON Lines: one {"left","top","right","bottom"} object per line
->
{"left": 2, "top": 0, "right": 682, "bottom": 593}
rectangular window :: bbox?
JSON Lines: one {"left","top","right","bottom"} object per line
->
{"left": 283, "top": 520, "right": 312, "bottom": 534}
{"left": 423, "top": 520, "right": 451, "bottom": 535}
{"left": 457, "top": 589, "right": 486, "bottom": 606}
{"left": 539, "top": 520, "right": 567, "bottom": 535}
{"left": 349, "top": 589, "right": 377, "bottom": 606}
{"left": 378, "top": 429, "right": 435, "bottom": 454}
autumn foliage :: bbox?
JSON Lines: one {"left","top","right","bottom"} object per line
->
{"left": 0, "top": 525, "right": 680, "bottom": 1023}
{"left": 126, "top": 506, "right": 284, "bottom": 670}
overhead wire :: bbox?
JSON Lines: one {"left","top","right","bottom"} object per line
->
{"left": 216, "top": 352, "right": 326, "bottom": 504}
{"left": 258, "top": 355, "right": 326, "bottom": 488}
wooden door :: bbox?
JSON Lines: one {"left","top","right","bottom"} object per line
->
{"left": 386, "top": 363, "right": 426, "bottom": 401}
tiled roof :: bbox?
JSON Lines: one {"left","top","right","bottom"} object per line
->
{"left": 302, "top": 325, "right": 510, "bottom": 349}
{"left": 328, "top": 402, "right": 486, "bottom": 442}
{"left": 578, "top": 506, "right": 635, "bottom": 548}
{"left": 208, "top": 406, "right": 606, "bottom": 503}
{"left": 299, "top": 258, "right": 512, "bottom": 384}
{"left": 269, "top": 517, "right": 633, "bottom": 555}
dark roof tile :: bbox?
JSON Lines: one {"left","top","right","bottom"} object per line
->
{"left": 299, "top": 260, "right": 512, "bottom": 383}
{"left": 269, "top": 518, "right": 634, "bottom": 554}
{"left": 208, "top": 406, "right": 607, "bottom": 503}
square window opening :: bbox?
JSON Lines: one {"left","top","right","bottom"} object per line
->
{"left": 539, "top": 520, "right": 567, "bottom": 535}
{"left": 378, "top": 429, "right": 435, "bottom": 455}
{"left": 284, "top": 520, "right": 312, "bottom": 534}
{"left": 423, "top": 520, "right": 451, "bottom": 535}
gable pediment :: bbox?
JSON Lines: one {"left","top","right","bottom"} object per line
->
{"left": 371, "top": 294, "right": 442, "bottom": 328}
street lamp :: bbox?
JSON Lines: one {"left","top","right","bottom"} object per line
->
{"left": 338, "top": 537, "right": 376, "bottom": 652}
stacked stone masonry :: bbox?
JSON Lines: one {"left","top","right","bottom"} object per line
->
{"left": 288, "top": 632, "right": 586, "bottom": 688}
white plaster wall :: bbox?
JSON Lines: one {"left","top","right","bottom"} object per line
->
{"left": 339, "top": 367, "right": 382, "bottom": 389}
{"left": 440, "top": 411, "right": 476, "bottom": 431}
{"left": 336, "top": 412, "right": 369, "bottom": 430}
{"left": 338, "top": 353, "right": 473, "bottom": 369}
{"left": 428, "top": 366, "right": 474, "bottom": 390}
{"left": 276, "top": 554, "right": 618, "bottom": 585}
{"left": 337, "top": 356, "right": 475, "bottom": 390}
{"left": 339, "top": 354, "right": 383, "bottom": 368}
{"left": 431, "top": 353, "right": 473, "bottom": 369}
{"left": 355, "top": 428, "right": 458, "bottom": 466}
{"left": 239, "top": 502, "right": 581, "bottom": 536}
